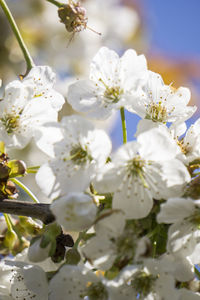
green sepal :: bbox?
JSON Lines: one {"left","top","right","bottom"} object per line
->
{"left": 48, "top": 240, "right": 57, "bottom": 257}
{"left": 40, "top": 223, "right": 61, "bottom": 248}
{"left": 65, "top": 248, "right": 81, "bottom": 265}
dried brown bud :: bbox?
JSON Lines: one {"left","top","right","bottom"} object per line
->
{"left": 4, "top": 180, "right": 18, "bottom": 198}
{"left": 58, "top": 1, "right": 87, "bottom": 33}
{"left": 51, "top": 232, "right": 74, "bottom": 263}
{"left": 0, "top": 163, "right": 10, "bottom": 181}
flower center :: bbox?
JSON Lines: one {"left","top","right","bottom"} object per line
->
{"left": 1, "top": 114, "right": 20, "bottom": 134}
{"left": 104, "top": 86, "right": 123, "bottom": 103}
{"left": 127, "top": 156, "right": 149, "bottom": 188}
{"left": 176, "top": 138, "right": 189, "bottom": 155}
{"left": 114, "top": 224, "right": 137, "bottom": 265}
{"left": 145, "top": 101, "right": 168, "bottom": 123}
{"left": 98, "top": 78, "right": 123, "bottom": 103}
{"left": 131, "top": 271, "right": 157, "bottom": 297}
{"left": 66, "top": 145, "right": 92, "bottom": 166}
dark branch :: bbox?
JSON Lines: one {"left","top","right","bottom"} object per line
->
{"left": 0, "top": 199, "right": 55, "bottom": 224}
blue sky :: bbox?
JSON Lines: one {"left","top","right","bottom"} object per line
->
{"left": 142, "top": 0, "right": 200, "bottom": 58}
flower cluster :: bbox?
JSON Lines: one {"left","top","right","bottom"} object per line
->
{"left": 1, "top": 46, "right": 200, "bottom": 299}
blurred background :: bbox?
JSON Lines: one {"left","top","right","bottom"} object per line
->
{"left": 0, "top": 0, "right": 200, "bottom": 201}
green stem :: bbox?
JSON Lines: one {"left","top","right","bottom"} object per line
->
{"left": 152, "top": 240, "right": 157, "bottom": 258}
{"left": 4, "top": 213, "right": 13, "bottom": 231}
{"left": 46, "top": 0, "right": 63, "bottom": 7}
{"left": 120, "top": 107, "right": 127, "bottom": 144}
{"left": 0, "top": 0, "right": 35, "bottom": 74}
{"left": 11, "top": 178, "right": 39, "bottom": 203}
{"left": 74, "top": 232, "right": 83, "bottom": 249}
{"left": 27, "top": 166, "right": 40, "bottom": 174}
{"left": 27, "top": 166, "right": 40, "bottom": 169}
{"left": 73, "top": 230, "right": 88, "bottom": 249}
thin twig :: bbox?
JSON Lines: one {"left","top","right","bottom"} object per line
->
{"left": 0, "top": 199, "right": 55, "bottom": 225}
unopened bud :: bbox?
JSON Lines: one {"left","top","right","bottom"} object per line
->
{"left": 3, "top": 229, "right": 18, "bottom": 250}
{"left": 28, "top": 237, "right": 51, "bottom": 262}
{"left": 19, "top": 216, "right": 42, "bottom": 235}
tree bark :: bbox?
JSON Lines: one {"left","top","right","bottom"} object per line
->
{"left": 0, "top": 199, "right": 55, "bottom": 224}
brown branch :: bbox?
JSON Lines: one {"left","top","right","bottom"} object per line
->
{"left": 0, "top": 199, "right": 55, "bottom": 224}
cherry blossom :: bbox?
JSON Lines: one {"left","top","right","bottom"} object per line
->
{"left": 95, "top": 127, "right": 190, "bottom": 219}
{"left": 67, "top": 46, "right": 147, "bottom": 119}
{"left": 36, "top": 115, "right": 112, "bottom": 199}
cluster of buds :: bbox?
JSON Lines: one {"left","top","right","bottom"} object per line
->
{"left": 58, "top": 1, "right": 88, "bottom": 33}
{"left": 0, "top": 142, "right": 26, "bottom": 200}
{"left": 0, "top": 216, "right": 43, "bottom": 256}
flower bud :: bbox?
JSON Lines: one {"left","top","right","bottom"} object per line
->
{"left": 3, "top": 229, "right": 18, "bottom": 250}
{"left": 50, "top": 193, "right": 97, "bottom": 232}
{"left": 28, "top": 237, "right": 51, "bottom": 262}
{"left": 19, "top": 216, "right": 42, "bottom": 235}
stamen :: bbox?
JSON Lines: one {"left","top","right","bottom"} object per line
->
{"left": 131, "top": 270, "right": 157, "bottom": 297}
{"left": 98, "top": 78, "right": 123, "bottom": 103}
{"left": 126, "top": 156, "right": 149, "bottom": 188}
{"left": 62, "top": 144, "right": 92, "bottom": 167}
{"left": 1, "top": 113, "right": 20, "bottom": 134}
{"left": 145, "top": 101, "right": 168, "bottom": 123}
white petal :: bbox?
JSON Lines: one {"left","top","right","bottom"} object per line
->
{"left": 157, "top": 197, "right": 196, "bottom": 224}
{"left": 67, "top": 79, "right": 112, "bottom": 119}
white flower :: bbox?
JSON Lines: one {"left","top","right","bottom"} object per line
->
{"left": 0, "top": 80, "right": 57, "bottom": 149}
{"left": 23, "top": 66, "right": 65, "bottom": 111}
{"left": 107, "top": 259, "right": 179, "bottom": 300}
{"left": 172, "top": 118, "right": 200, "bottom": 164}
{"left": 81, "top": 210, "right": 126, "bottom": 270}
{"left": 157, "top": 197, "right": 200, "bottom": 261}
{"left": 130, "top": 71, "right": 196, "bottom": 124}
{"left": 158, "top": 253, "right": 195, "bottom": 282}
{"left": 81, "top": 210, "right": 149, "bottom": 271}
{"left": 0, "top": 261, "right": 14, "bottom": 299}
{"left": 50, "top": 192, "right": 97, "bottom": 231}
{"left": 67, "top": 46, "right": 147, "bottom": 119}
{"left": 95, "top": 128, "right": 190, "bottom": 219}
{"left": 6, "top": 261, "right": 48, "bottom": 300}
{"left": 36, "top": 115, "right": 112, "bottom": 200}
{"left": 49, "top": 264, "right": 108, "bottom": 300}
